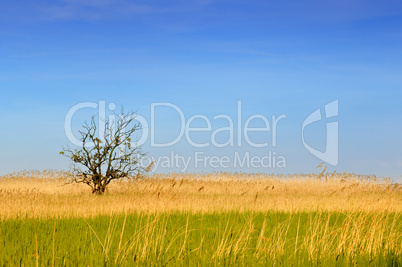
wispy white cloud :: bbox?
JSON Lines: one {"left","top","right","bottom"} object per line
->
{"left": 9, "top": 48, "right": 142, "bottom": 58}
{"left": 61, "top": 0, "right": 113, "bottom": 8}
{"left": 2, "top": 0, "right": 402, "bottom": 24}
{"left": 0, "top": 0, "right": 216, "bottom": 23}
{"left": 37, "top": 1, "right": 157, "bottom": 21}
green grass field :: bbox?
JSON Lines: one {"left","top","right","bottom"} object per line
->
{"left": 1, "top": 211, "right": 401, "bottom": 266}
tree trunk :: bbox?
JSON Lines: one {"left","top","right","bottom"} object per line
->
{"left": 92, "top": 183, "right": 105, "bottom": 195}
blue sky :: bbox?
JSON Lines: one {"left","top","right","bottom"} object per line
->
{"left": 1, "top": 0, "right": 401, "bottom": 180}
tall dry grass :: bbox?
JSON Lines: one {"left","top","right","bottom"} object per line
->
{"left": 0, "top": 170, "right": 400, "bottom": 219}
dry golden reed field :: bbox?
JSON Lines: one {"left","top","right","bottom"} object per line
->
{"left": 1, "top": 170, "right": 401, "bottom": 265}
{"left": 0, "top": 170, "right": 400, "bottom": 219}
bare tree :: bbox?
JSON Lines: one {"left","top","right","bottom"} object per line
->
{"left": 60, "top": 110, "right": 148, "bottom": 195}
